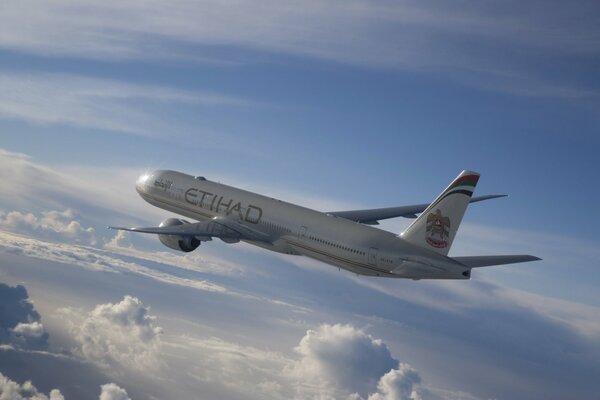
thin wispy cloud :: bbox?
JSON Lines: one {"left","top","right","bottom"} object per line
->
{"left": 1, "top": 1, "right": 597, "bottom": 99}
{"left": 0, "top": 72, "right": 253, "bottom": 137}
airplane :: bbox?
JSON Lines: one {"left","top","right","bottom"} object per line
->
{"left": 109, "top": 169, "right": 540, "bottom": 280}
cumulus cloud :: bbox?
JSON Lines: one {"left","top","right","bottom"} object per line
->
{"left": 368, "top": 365, "right": 422, "bottom": 400}
{"left": 98, "top": 383, "right": 131, "bottom": 400}
{"left": 177, "top": 323, "right": 431, "bottom": 400}
{"left": 0, "top": 209, "right": 97, "bottom": 246}
{"left": 12, "top": 322, "right": 46, "bottom": 341}
{"left": 0, "top": 372, "right": 131, "bottom": 400}
{"left": 66, "top": 295, "right": 162, "bottom": 371}
{"left": 284, "top": 324, "right": 439, "bottom": 400}
{"left": 287, "top": 324, "right": 399, "bottom": 398}
{"left": 0, "top": 372, "right": 64, "bottom": 400}
{"left": 0, "top": 283, "right": 49, "bottom": 349}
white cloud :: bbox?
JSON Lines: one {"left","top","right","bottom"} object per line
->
{"left": 1, "top": 1, "right": 596, "bottom": 99}
{"left": 167, "top": 323, "right": 455, "bottom": 400}
{"left": 368, "top": 365, "right": 422, "bottom": 400}
{"left": 287, "top": 323, "right": 398, "bottom": 398}
{"left": 1, "top": 1, "right": 597, "bottom": 63}
{"left": 65, "top": 295, "right": 163, "bottom": 371}
{"left": 0, "top": 372, "right": 64, "bottom": 400}
{"left": 98, "top": 383, "right": 131, "bottom": 400}
{"left": 0, "top": 149, "right": 160, "bottom": 225}
{"left": 0, "top": 72, "right": 253, "bottom": 137}
{"left": 104, "top": 231, "right": 248, "bottom": 277}
{"left": 0, "top": 209, "right": 97, "bottom": 246}
{"left": 0, "top": 230, "right": 231, "bottom": 293}
{"left": 0, "top": 372, "right": 131, "bottom": 400}
{"left": 11, "top": 322, "right": 46, "bottom": 340}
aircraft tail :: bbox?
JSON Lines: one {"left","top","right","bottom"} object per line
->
{"left": 400, "top": 170, "right": 480, "bottom": 256}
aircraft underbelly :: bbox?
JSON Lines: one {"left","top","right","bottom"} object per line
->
{"left": 287, "top": 240, "right": 392, "bottom": 277}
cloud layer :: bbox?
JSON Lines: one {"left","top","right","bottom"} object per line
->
{"left": 1, "top": 0, "right": 597, "bottom": 99}
{"left": 0, "top": 209, "right": 97, "bottom": 246}
{"left": 0, "top": 373, "right": 64, "bottom": 400}
{"left": 0, "top": 372, "right": 131, "bottom": 400}
{"left": 0, "top": 72, "right": 251, "bottom": 137}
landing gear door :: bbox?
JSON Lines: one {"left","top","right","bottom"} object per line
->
{"left": 368, "top": 247, "right": 378, "bottom": 266}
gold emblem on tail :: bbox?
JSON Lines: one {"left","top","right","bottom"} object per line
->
{"left": 426, "top": 209, "right": 450, "bottom": 248}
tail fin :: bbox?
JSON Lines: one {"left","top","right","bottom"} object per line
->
{"left": 400, "top": 170, "right": 480, "bottom": 256}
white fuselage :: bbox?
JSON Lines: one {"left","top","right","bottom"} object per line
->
{"left": 136, "top": 170, "right": 469, "bottom": 279}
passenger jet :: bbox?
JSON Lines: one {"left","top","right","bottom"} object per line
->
{"left": 109, "top": 170, "right": 540, "bottom": 279}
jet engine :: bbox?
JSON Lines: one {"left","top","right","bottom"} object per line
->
{"left": 158, "top": 218, "right": 201, "bottom": 252}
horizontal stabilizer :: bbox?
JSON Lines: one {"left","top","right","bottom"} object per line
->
{"left": 453, "top": 255, "right": 541, "bottom": 268}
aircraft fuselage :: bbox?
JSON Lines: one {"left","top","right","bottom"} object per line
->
{"left": 136, "top": 170, "right": 469, "bottom": 279}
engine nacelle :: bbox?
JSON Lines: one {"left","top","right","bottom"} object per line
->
{"left": 158, "top": 218, "right": 201, "bottom": 252}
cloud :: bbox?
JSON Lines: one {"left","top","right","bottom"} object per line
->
{"left": 0, "top": 149, "right": 160, "bottom": 226}
{"left": 1, "top": 1, "right": 597, "bottom": 99}
{"left": 287, "top": 323, "right": 399, "bottom": 398}
{"left": 65, "top": 295, "right": 162, "bottom": 371}
{"left": 5, "top": 234, "right": 599, "bottom": 399}
{"left": 368, "top": 365, "right": 422, "bottom": 400}
{"left": 0, "top": 209, "right": 97, "bottom": 246}
{"left": 0, "top": 372, "right": 64, "bottom": 400}
{"left": 98, "top": 383, "right": 131, "bottom": 400}
{"left": 11, "top": 322, "right": 45, "bottom": 339}
{"left": 104, "top": 231, "right": 248, "bottom": 277}
{"left": 171, "top": 322, "right": 443, "bottom": 400}
{"left": 1, "top": 1, "right": 597, "bottom": 63}
{"left": 0, "top": 283, "right": 49, "bottom": 349}
{"left": 0, "top": 230, "right": 230, "bottom": 293}
{"left": 0, "top": 72, "right": 252, "bottom": 137}
{"left": 0, "top": 372, "right": 131, "bottom": 400}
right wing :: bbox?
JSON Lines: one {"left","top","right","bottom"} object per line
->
{"left": 327, "top": 195, "right": 507, "bottom": 225}
{"left": 453, "top": 255, "right": 541, "bottom": 268}
{"left": 108, "top": 217, "right": 271, "bottom": 242}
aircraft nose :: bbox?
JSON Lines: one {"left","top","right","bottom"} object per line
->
{"left": 136, "top": 173, "right": 152, "bottom": 194}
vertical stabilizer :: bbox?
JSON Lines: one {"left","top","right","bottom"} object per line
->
{"left": 400, "top": 170, "right": 480, "bottom": 255}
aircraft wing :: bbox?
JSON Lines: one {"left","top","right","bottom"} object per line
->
{"left": 453, "top": 255, "right": 541, "bottom": 268}
{"left": 327, "top": 194, "right": 507, "bottom": 224}
{"left": 108, "top": 217, "right": 271, "bottom": 242}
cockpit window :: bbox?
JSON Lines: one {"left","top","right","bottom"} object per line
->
{"left": 195, "top": 176, "right": 207, "bottom": 181}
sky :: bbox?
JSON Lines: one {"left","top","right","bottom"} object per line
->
{"left": 0, "top": 1, "right": 599, "bottom": 399}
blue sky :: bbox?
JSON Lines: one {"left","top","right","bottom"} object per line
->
{"left": 0, "top": 1, "right": 599, "bottom": 399}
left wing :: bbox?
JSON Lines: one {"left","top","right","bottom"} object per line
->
{"left": 109, "top": 217, "right": 271, "bottom": 242}
{"left": 327, "top": 194, "right": 506, "bottom": 225}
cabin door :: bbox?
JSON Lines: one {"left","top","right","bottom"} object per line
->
{"left": 368, "top": 247, "right": 378, "bottom": 266}
{"left": 298, "top": 226, "right": 308, "bottom": 240}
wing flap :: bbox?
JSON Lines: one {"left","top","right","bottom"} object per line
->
{"left": 109, "top": 217, "right": 272, "bottom": 242}
{"left": 108, "top": 220, "right": 241, "bottom": 239}
{"left": 327, "top": 195, "right": 506, "bottom": 224}
{"left": 453, "top": 255, "right": 541, "bottom": 268}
